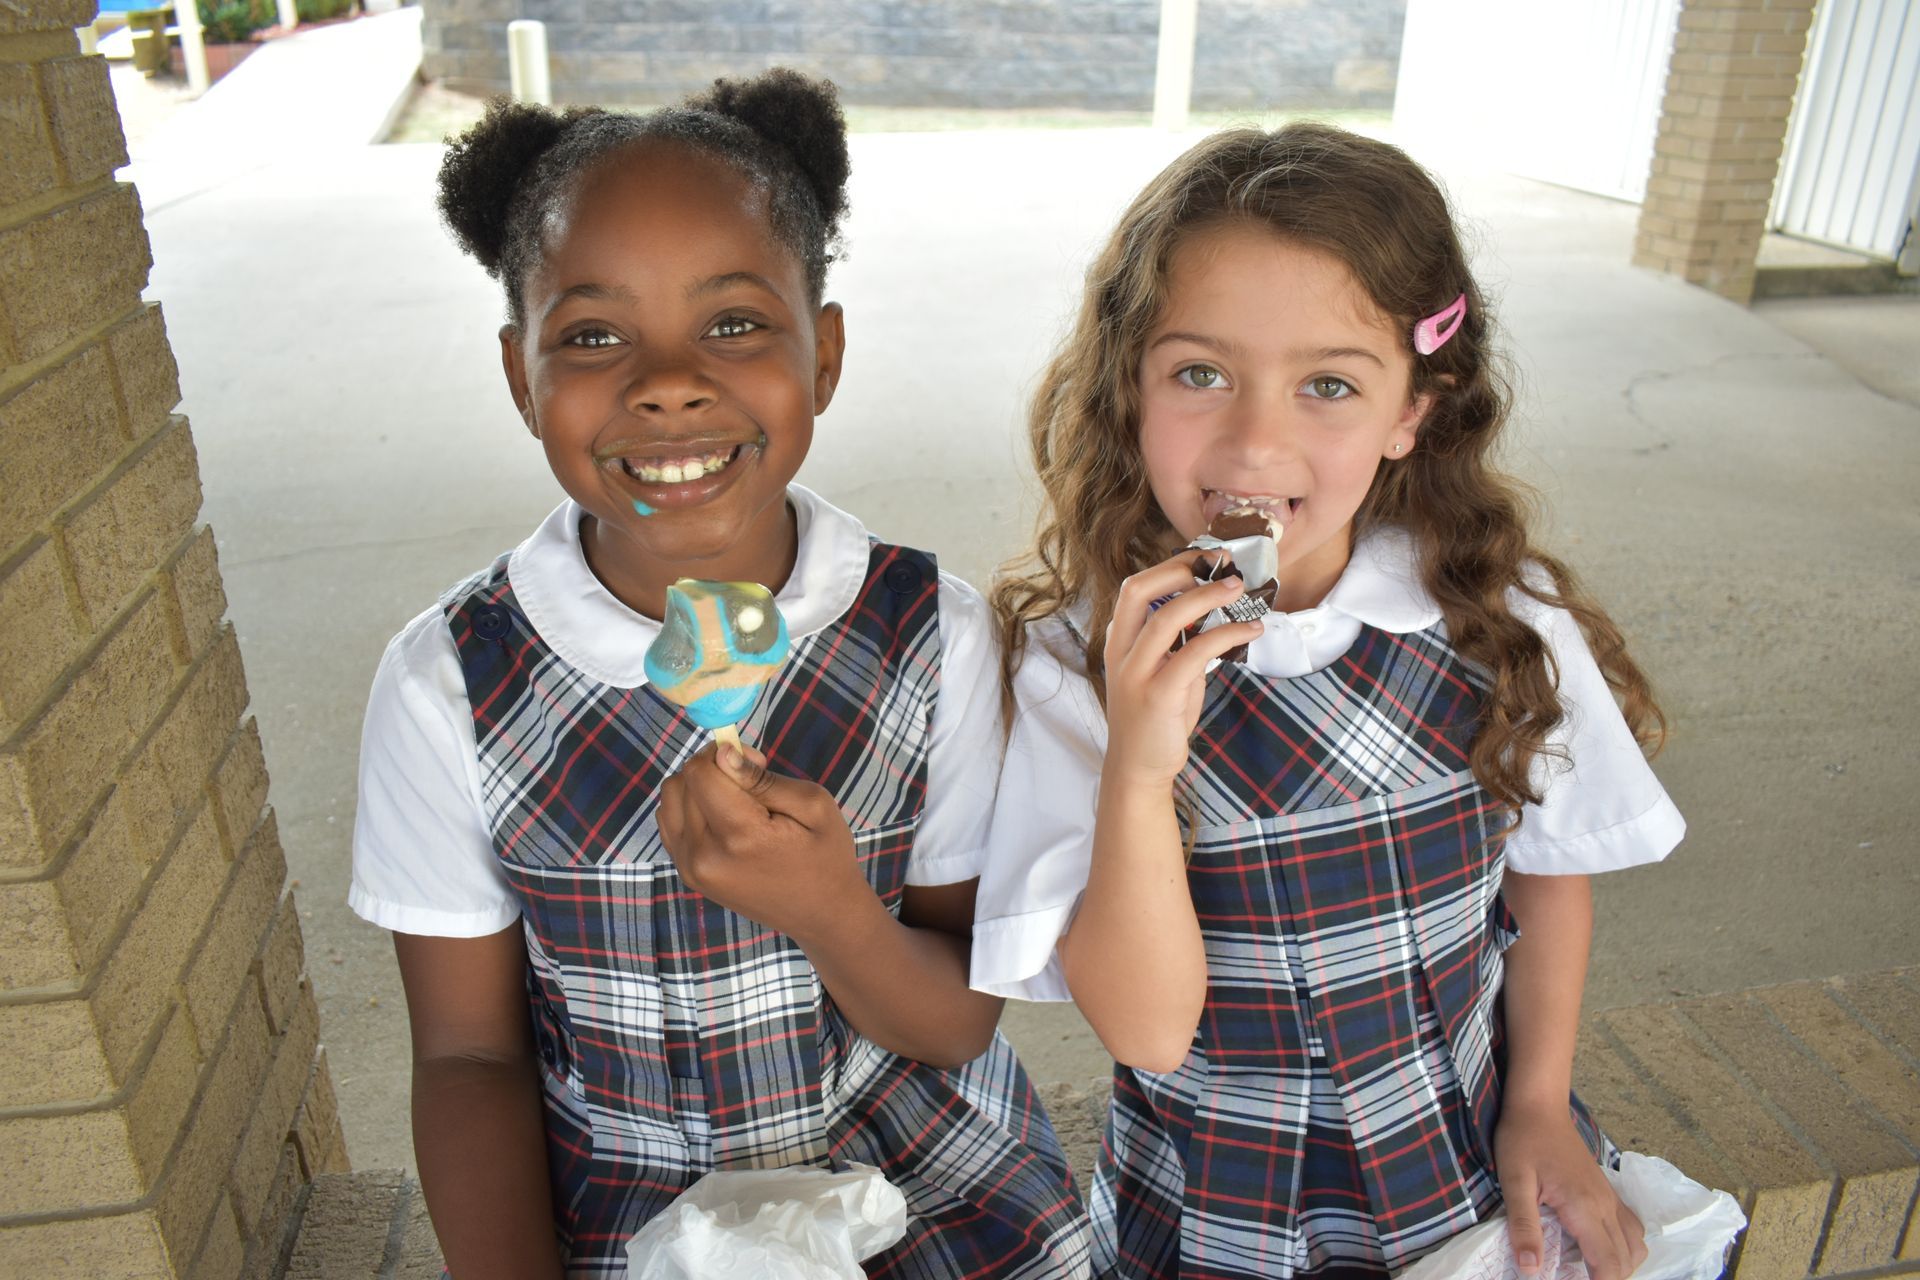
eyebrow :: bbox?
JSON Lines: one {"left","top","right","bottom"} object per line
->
{"left": 542, "top": 282, "right": 635, "bottom": 323}
{"left": 1299, "top": 345, "right": 1386, "bottom": 368}
{"left": 541, "top": 272, "right": 782, "bottom": 324}
{"left": 1148, "top": 330, "right": 1387, "bottom": 369}
{"left": 1150, "top": 330, "right": 1245, "bottom": 358}
{"left": 687, "top": 271, "right": 781, "bottom": 300}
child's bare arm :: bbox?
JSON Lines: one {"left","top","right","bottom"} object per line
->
{"left": 394, "top": 925, "right": 564, "bottom": 1280}
{"left": 1500, "top": 872, "right": 1590, "bottom": 1110}
{"left": 807, "top": 876, "right": 1008, "bottom": 1068}
{"left": 1057, "top": 775, "right": 1208, "bottom": 1073}
{"left": 1058, "top": 557, "right": 1260, "bottom": 1074}
{"left": 656, "top": 746, "right": 1005, "bottom": 1067}
{"left": 1498, "top": 871, "right": 1646, "bottom": 1280}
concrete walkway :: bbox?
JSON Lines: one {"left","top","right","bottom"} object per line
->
{"left": 123, "top": 6, "right": 421, "bottom": 211}
{"left": 121, "top": 32, "right": 1920, "bottom": 1174}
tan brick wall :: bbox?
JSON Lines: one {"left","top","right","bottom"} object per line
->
{"left": 0, "top": 4, "right": 348, "bottom": 1276}
{"left": 1633, "top": 0, "right": 1817, "bottom": 304}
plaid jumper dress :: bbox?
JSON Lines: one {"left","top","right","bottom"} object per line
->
{"left": 446, "top": 543, "right": 1091, "bottom": 1279}
{"left": 1094, "top": 622, "right": 1606, "bottom": 1280}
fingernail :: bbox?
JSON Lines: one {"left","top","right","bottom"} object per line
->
{"left": 718, "top": 745, "right": 742, "bottom": 771}
{"left": 1517, "top": 1252, "right": 1538, "bottom": 1270}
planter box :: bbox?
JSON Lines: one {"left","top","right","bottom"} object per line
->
{"left": 169, "top": 39, "right": 259, "bottom": 82}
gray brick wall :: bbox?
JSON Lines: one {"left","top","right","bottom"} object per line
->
{"left": 419, "top": 0, "right": 1407, "bottom": 110}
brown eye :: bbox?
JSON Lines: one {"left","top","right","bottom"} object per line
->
{"left": 1305, "top": 376, "right": 1353, "bottom": 400}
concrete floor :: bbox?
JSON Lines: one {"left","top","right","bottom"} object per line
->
{"left": 139, "top": 132, "right": 1920, "bottom": 1174}
{"left": 1752, "top": 293, "right": 1920, "bottom": 409}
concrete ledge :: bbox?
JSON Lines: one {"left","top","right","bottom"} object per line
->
{"left": 1752, "top": 261, "right": 1919, "bottom": 301}
{"left": 277, "top": 969, "right": 1920, "bottom": 1279}
{"left": 124, "top": 9, "right": 423, "bottom": 212}
{"left": 274, "top": 1171, "right": 440, "bottom": 1279}
{"left": 1753, "top": 234, "right": 1919, "bottom": 300}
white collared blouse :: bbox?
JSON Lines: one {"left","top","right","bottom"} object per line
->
{"left": 970, "top": 526, "right": 1686, "bottom": 1001}
{"left": 350, "top": 484, "right": 1003, "bottom": 938}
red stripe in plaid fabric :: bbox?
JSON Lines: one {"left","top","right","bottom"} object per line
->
{"left": 1092, "top": 623, "right": 1607, "bottom": 1279}
{"left": 444, "top": 544, "right": 1090, "bottom": 1278}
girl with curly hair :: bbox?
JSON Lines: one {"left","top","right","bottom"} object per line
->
{"left": 973, "top": 123, "right": 1681, "bottom": 1280}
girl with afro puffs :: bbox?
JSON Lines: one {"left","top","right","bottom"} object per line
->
{"left": 350, "top": 70, "right": 1091, "bottom": 1279}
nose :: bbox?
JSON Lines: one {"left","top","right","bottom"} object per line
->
{"left": 624, "top": 359, "right": 717, "bottom": 416}
{"left": 1218, "top": 384, "right": 1298, "bottom": 464}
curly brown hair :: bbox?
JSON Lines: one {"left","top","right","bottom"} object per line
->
{"left": 993, "top": 123, "right": 1664, "bottom": 818}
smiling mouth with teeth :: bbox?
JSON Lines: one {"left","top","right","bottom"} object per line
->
{"left": 617, "top": 443, "right": 746, "bottom": 486}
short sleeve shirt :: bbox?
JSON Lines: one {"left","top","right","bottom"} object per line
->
{"left": 970, "top": 526, "right": 1686, "bottom": 1001}
{"left": 350, "top": 484, "right": 1003, "bottom": 937}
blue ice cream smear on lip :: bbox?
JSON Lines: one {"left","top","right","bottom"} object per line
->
{"left": 632, "top": 499, "right": 656, "bottom": 516}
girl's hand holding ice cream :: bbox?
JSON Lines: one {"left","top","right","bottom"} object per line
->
{"left": 656, "top": 742, "right": 867, "bottom": 944}
{"left": 1103, "top": 554, "right": 1264, "bottom": 789}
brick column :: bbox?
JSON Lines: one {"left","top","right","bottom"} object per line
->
{"left": 1633, "top": 0, "right": 1817, "bottom": 304}
{"left": 0, "top": 3, "right": 348, "bottom": 1276}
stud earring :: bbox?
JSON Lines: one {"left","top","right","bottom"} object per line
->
{"left": 1393, "top": 443, "right": 1404, "bottom": 454}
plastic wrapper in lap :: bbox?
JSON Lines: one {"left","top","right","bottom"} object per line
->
{"left": 624, "top": 1164, "right": 909, "bottom": 1280}
{"left": 1393, "top": 1153, "right": 1747, "bottom": 1280}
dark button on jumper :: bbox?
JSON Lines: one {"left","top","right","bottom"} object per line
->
{"left": 883, "top": 561, "right": 922, "bottom": 594}
{"left": 473, "top": 605, "right": 512, "bottom": 641}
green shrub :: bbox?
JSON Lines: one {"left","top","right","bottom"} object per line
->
{"left": 196, "top": 0, "right": 277, "bottom": 41}
{"left": 195, "top": 0, "right": 354, "bottom": 39}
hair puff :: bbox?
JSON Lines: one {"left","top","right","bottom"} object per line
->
{"left": 688, "top": 67, "right": 851, "bottom": 237}
{"left": 436, "top": 99, "right": 602, "bottom": 276}
{"left": 436, "top": 70, "right": 851, "bottom": 326}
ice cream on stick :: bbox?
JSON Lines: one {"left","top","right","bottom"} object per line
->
{"left": 1179, "top": 504, "right": 1283, "bottom": 664}
{"left": 644, "top": 579, "right": 790, "bottom": 749}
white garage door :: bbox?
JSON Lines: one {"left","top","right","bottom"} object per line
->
{"left": 1771, "top": 0, "right": 1920, "bottom": 265}
{"left": 1394, "top": 0, "right": 1680, "bottom": 203}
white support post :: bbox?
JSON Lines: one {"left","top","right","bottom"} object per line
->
{"left": 276, "top": 0, "right": 298, "bottom": 31}
{"left": 508, "top": 19, "right": 552, "bottom": 106}
{"left": 1900, "top": 166, "right": 1920, "bottom": 277}
{"left": 176, "top": 0, "right": 210, "bottom": 94}
{"left": 1152, "top": 0, "right": 1198, "bottom": 130}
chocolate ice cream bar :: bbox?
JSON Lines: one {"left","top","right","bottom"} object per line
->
{"left": 1178, "top": 506, "right": 1282, "bottom": 663}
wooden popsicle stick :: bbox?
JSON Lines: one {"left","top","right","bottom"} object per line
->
{"left": 712, "top": 724, "right": 743, "bottom": 751}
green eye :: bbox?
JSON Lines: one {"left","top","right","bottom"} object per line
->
{"left": 1178, "top": 364, "right": 1224, "bottom": 389}
{"left": 1306, "top": 376, "right": 1353, "bottom": 400}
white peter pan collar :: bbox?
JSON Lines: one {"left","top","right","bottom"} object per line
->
{"left": 1058, "top": 526, "right": 1443, "bottom": 680}
{"left": 1240, "top": 527, "right": 1441, "bottom": 678}
{"left": 505, "top": 483, "right": 871, "bottom": 689}
{"left": 1312, "top": 526, "right": 1441, "bottom": 634}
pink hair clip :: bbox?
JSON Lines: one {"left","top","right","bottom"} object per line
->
{"left": 1413, "top": 293, "right": 1467, "bottom": 355}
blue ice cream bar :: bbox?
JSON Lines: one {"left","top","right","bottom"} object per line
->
{"left": 644, "top": 579, "right": 791, "bottom": 734}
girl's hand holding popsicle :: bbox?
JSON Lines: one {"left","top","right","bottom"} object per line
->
{"left": 648, "top": 578, "right": 863, "bottom": 935}
{"left": 656, "top": 740, "right": 868, "bottom": 942}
